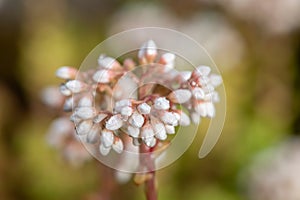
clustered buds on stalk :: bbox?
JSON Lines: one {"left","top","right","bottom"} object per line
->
{"left": 42, "top": 40, "right": 222, "bottom": 164}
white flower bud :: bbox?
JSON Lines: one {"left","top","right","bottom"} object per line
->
{"left": 70, "top": 112, "right": 81, "bottom": 124}
{"left": 191, "top": 112, "right": 201, "bottom": 124}
{"left": 75, "top": 107, "right": 96, "bottom": 119}
{"left": 144, "top": 137, "right": 156, "bottom": 147}
{"left": 128, "top": 126, "right": 140, "bottom": 138}
{"left": 101, "top": 129, "right": 114, "bottom": 148}
{"left": 93, "top": 113, "right": 108, "bottom": 123}
{"left": 153, "top": 122, "right": 167, "bottom": 140}
{"left": 179, "top": 71, "right": 192, "bottom": 81}
{"left": 138, "top": 40, "right": 157, "bottom": 63}
{"left": 168, "top": 89, "right": 192, "bottom": 104}
{"left": 55, "top": 66, "right": 77, "bottom": 80}
{"left": 63, "top": 97, "right": 73, "bottom": 112}
{"left": 161, "top": 111, "right": 178, "bottom": 126}
{"left": 86, "top": 125, "right": 100, "bottom": 144}
{"left": 206, "top": 102, "right": 215, "bottom": 118}
{"left": 115, "top": 99, "right": 132, "bottom": 112}
{"left": 192, "top": 87, "right": 205, "bottom": 100}
{"left": 195, "top": 65, "right": 211, "bottom": 76}
{"left": 59, "top": 84, "right": 72, "bottom": 96}
{"left": 99, "top": 143, "right": 111, "bottom": 156}
{"left": 121, "top": 106, "right": 133, "bottom": 116}
{"left": 141, "top": 125, "right": 155, "bottom": 140}
{"left": 78, "top": 95, "right": 93, "bottom": 107}
{"left": 154, "top": 97, "right": 170, "bottom": 110}
{"left": 98, "top": 55, "right": 121, "bottom": 70}
{"left": 129, "top": 112, "right": 144, "bottom": 128}
{"left": 76, "top": 120, "right": 93, "bottom": 135}
{"left": 209, "top": 74, "right": 222, "bottom": 87}
{"left": 137, "top": 103, "right": 151, "bottom": 114}
{"left": 93, "top": 70, "right": 111, "bottom": 83}
{"left": 165, "top": 125, "right": 175, "bottom": 134}
{"left": 106, "top": 115, "right": 123, "bottom": 130}
{"left": 179, "top": 112, "right": 191, "bottom": 126}
{"left": 112, "top": 137, "right": 124, "bottom": 154}
{"left": 195, "top": 103, "right": 207, "bottom": 117}
{"left": 160, "top": 53, "right": 175, "bottom": 70}
{"left": 41, "top": 87, "right": 64, "bottom": 108}
{"left": 66, "top": 80, "right": 86, "bottom": 93}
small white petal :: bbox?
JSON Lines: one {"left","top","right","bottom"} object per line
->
{"left": 169, "top": 89, "right": 192, "bottom": 103}
{"left": 86, "top": 125, "right": 100, "bottom": 144}
{"left": 41, "top": 87, "right": 64, "bottom": 108}
{"left": 154, "top": 97, "right": 170, "bottom": 110}
{"left": 63, "top": 97, "right": 74, "bottom": 112}
{"left": 195, "top": 65, "right": 211, "bottom": 76}
{"left": 93, "top": 70, "right": 110, "bottom": 83}
{"left": 209, "top": 74, "right": 222, "bottom": 87}
{"left": 78, "top": 96, "right": 93, "bottom": 107}
{"left": 128, "top": 126, "right": 140, "bottom": 138}
{"left": 192, "top": 87, "right": 205, "bottom": 100}
{"left": 138, "top": 40, "right": 157, "bottom": 61}
{"left": 112, "top": 138, "right": 124, "bottom": 154}
{"left": 98, "top": 55, "right": 120, "bottom": 69}
{"left": 56, "top": 66, "right": 77, "bottom": 79}
{"left": 121, "top": 106, "right": 133, "bottom": 116}
{"left": 161, "top": 112, "right": 178, "bottom": 126}
{"left": 179, "top": 112, "right": 190, "bottom": 126}
{"left": 141, "top": 125, "right": 155, "bottom": 139}
{"left": 59, "top": 84, "right": 72, "bottom": 96}
{"left": 101, "top": 130, "right": 114, "bottom": 148}
{"left": 99, "top": 143, "right": 111, "bottom": 156}
{"left": 191, "top": 112, "right": 201, "bottom": 124}
{"left": 75, "top": 107, "right": 96, "bottom": 119}
{"left": 206, "top": 102, "right": 215, "bottom": 118}
{"left": 106, "top": 115, "right": 123, "bottom": 130}
{"left": 137, "top": 103, "right": 151, "bottom": 114}
{"left": 195, "top": 103, "right": 207, "bottom": 117}
{"left": 179, "top": 71, "right": 192, "bottom": 81}
{"left": 76, "top": 120, "right": 93, "bottom": 135}
{"left": 129, "top": 112, "right": 144, "bottom": 128}
{"left": 65, "top": 80, "right": 86, "bottom": 93}
{"left": 93, "top": 113, "right": 108, "bottom": 123}
{"left": 165, "top": 125, "right": 175, "bottom": 134}
{"left": 153, "top": 122, "right": 167, "bottom": 140}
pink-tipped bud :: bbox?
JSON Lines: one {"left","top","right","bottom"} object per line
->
{"left": 65, "top": 80, "right": 87, "bottom": 93}
{"left": 138, "top": 40, "right": 157, "bottom": 63}
{"left": 112, "top": 137, "right": 124, "bottom": 154}
{"left": 56, "top": 66, "right": 78, "bottom": 80}
{"left": 159, "top": 53, "right": 175, "bottom": 70}
{"left": 154, "top": 97, "right": 170, "bottom": 110}
{"left": 105, "top": 114, "right": 123, "bottom": 130}
{"left": 137, "top": 103, "right": 151, "bottom": 114}
{"left": 101, "top": 129, "right": 114, "bottom": 148}
{"left": 98, "top": 55, "right": 121, "bottom": 70}
{"left": 168, "top": 89, "right": 192, "bottom": 104}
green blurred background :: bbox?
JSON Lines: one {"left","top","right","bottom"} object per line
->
{"left": 1, "top": 0, "right": 300, "bottom": 199}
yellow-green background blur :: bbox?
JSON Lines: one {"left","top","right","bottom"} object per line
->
{"left": 0, "top": 0, "right": 300, "bottom": 199}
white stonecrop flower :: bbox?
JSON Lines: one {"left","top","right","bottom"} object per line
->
{"left": 112, "top": 138, "right": 124, "bottom": 154}
{"left": 65, "top": 80, "right": 86, "bottom": 93}
{"left": 106, "top": 115, "right": 123, "bottom": 130}
{"left": 93, "top": 70, "right": 110, "bottom": 83}
{"left": 101, "top": 130, "right": 114, "bottom": 148}
{"left": 168, "top": 89, "right": 192, "bottom": 103}
{"left": 137, "top": 103, "right": 151, "bottom": 114}
{"left": 56, "top": 66, "right": 77, "bottom": 80}
{"left": 76, "top": 120, "right": 93, "bottom": 135}
{"left": 129, "top": 112, "right": 145, "bottom": 128}
{"left": 154, "top": 97, "right": 170, "bottom": 110}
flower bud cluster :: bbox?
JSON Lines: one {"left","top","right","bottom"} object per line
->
{"left": 43, "top": 40, "right": 222, "bottom": 161}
